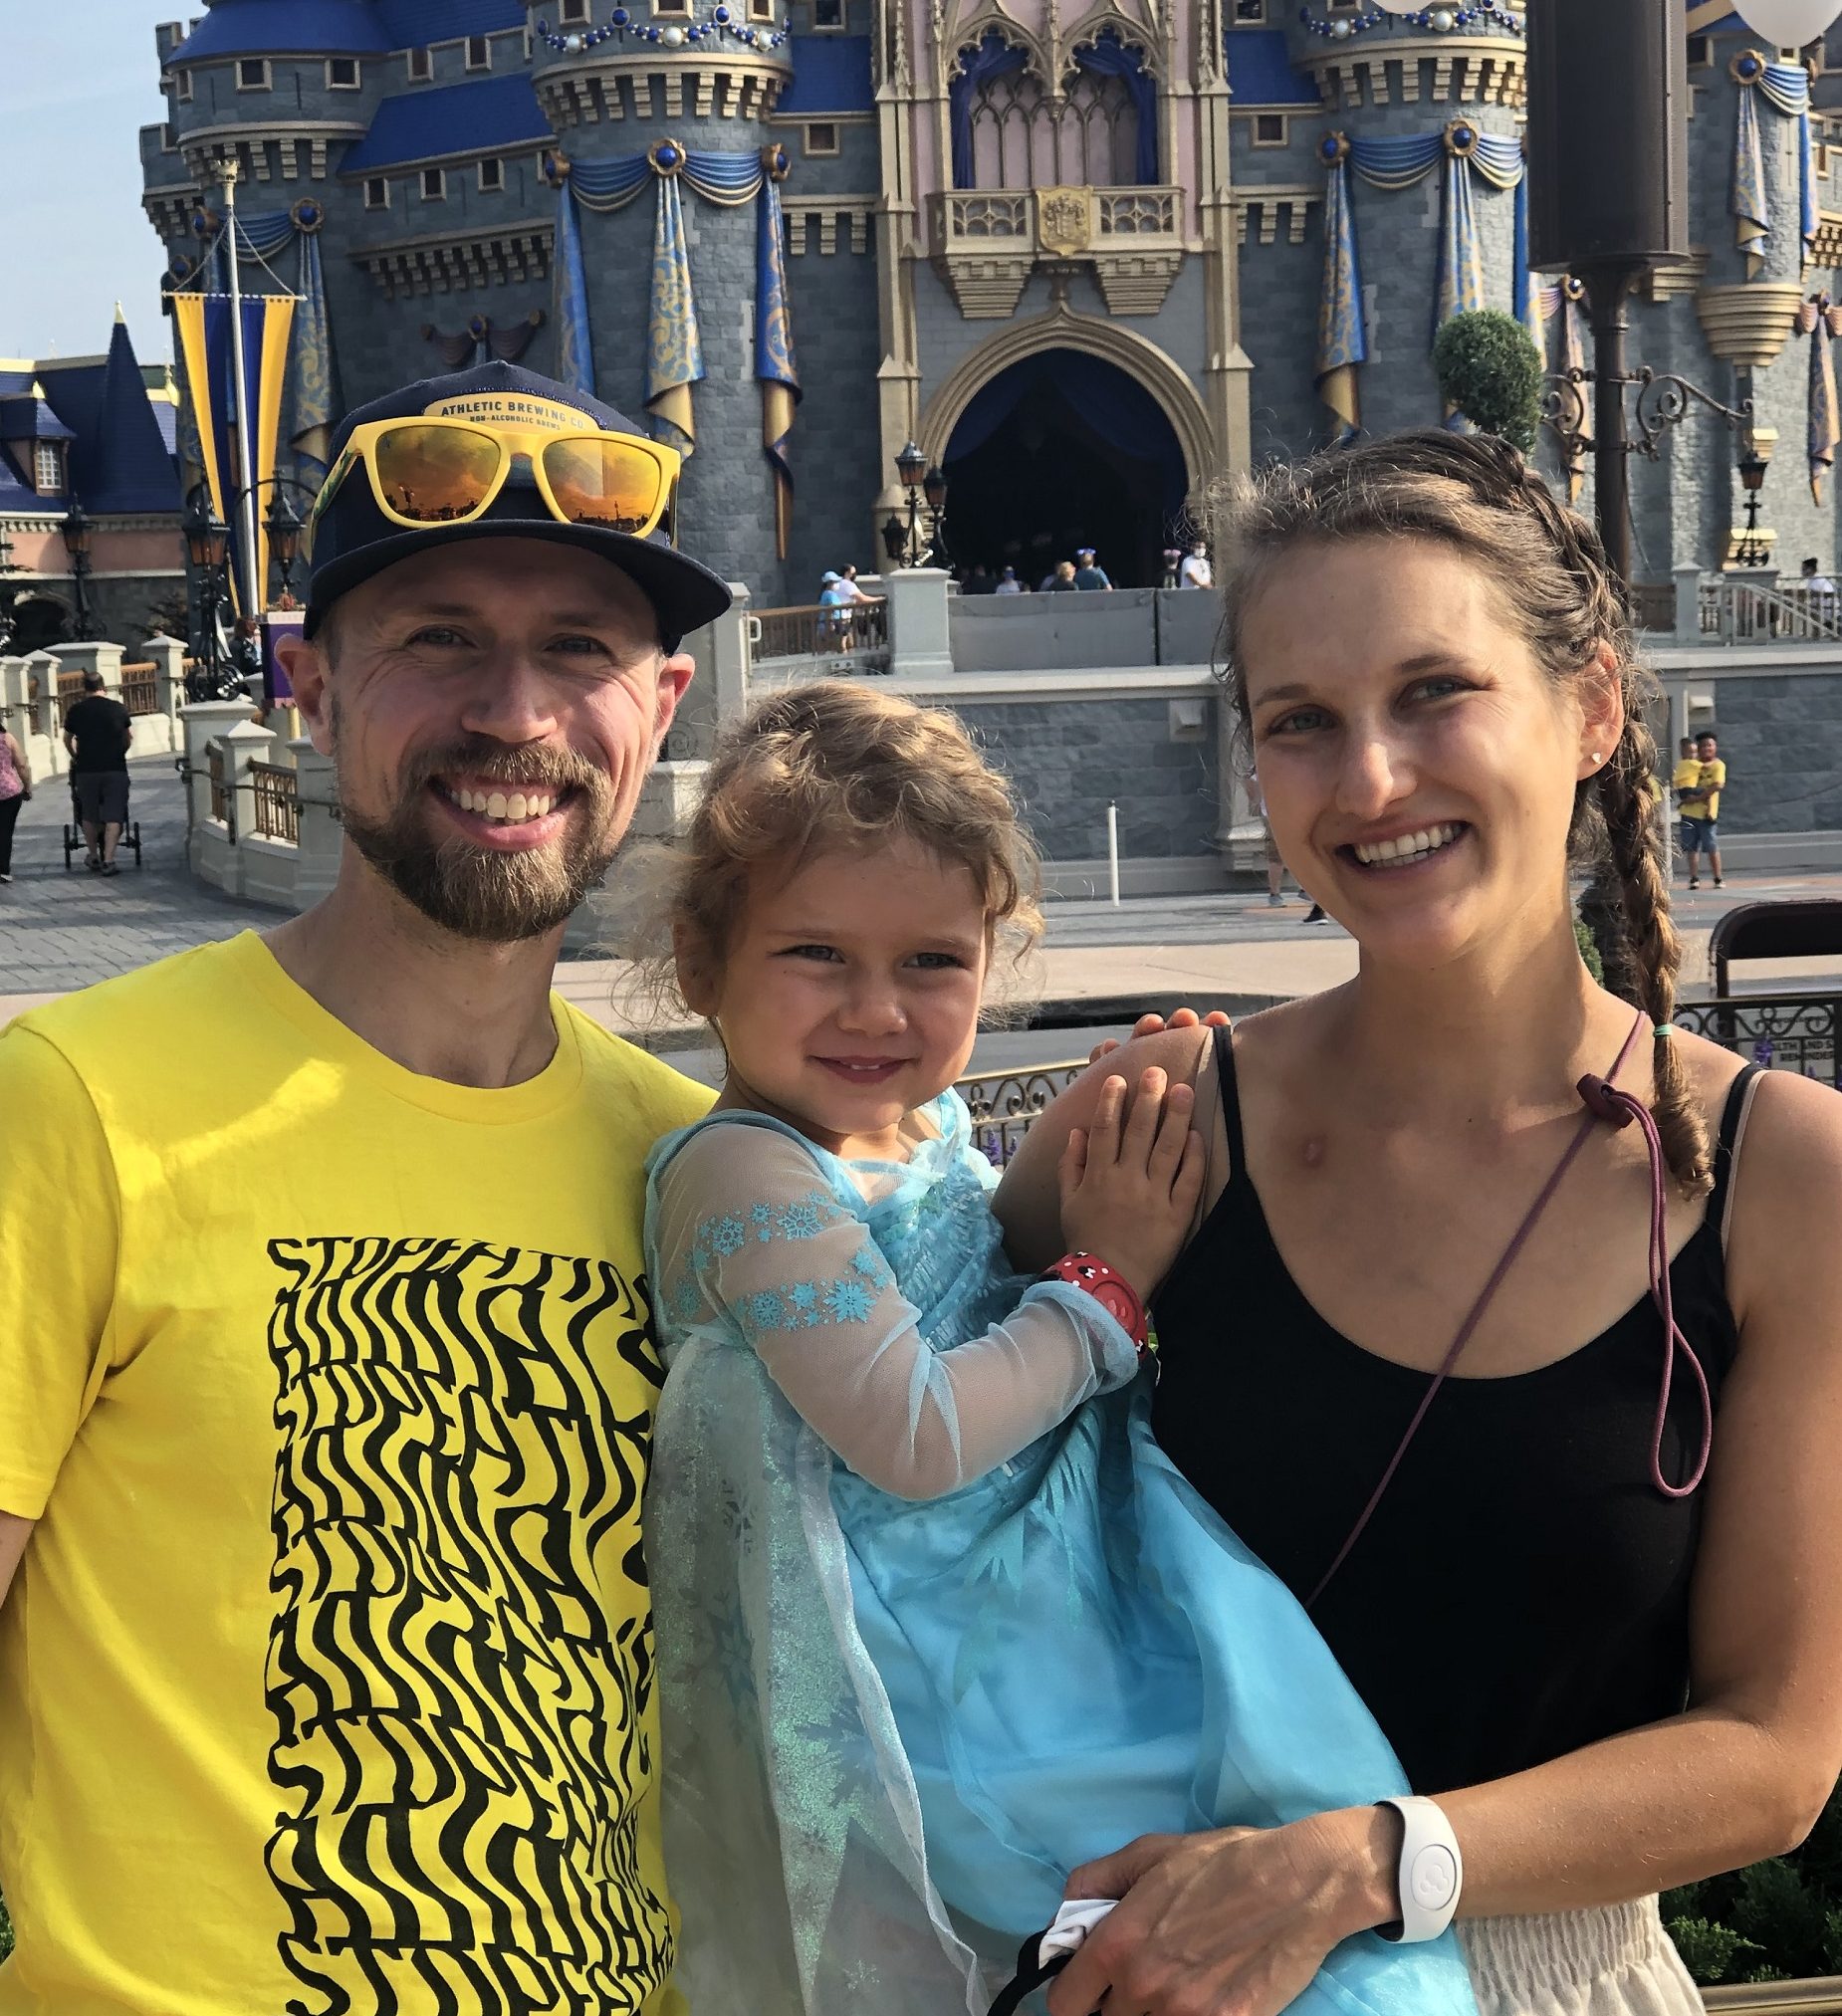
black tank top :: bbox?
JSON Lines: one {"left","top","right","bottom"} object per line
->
{"left": 1151, "top": 1028, "right": 1757, "bottom": 1795}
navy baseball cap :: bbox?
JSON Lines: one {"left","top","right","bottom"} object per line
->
{"left": 302, "top": 361, "right": 732, "bottom": 650}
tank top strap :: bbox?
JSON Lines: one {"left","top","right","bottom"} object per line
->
{"left": 1212, "top": 1022, "right": 1248, "bottom": 1176}
{"left": 1706, "top": 1062, "right": 1763, "bottom": 1245}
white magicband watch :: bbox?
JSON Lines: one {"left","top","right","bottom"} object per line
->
{"left": 1375, "top": 1795, "right": 1463, "bottom": 1943}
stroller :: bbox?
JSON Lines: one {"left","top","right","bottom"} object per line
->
{"left": 62, "top": 776, "right": 143, "bottom": 871}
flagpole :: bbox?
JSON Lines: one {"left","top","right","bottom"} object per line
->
{"left": 221, "top": 156, "right": 261, "bottom": 617}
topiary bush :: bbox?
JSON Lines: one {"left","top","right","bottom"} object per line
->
{"left": 1664, "top": 1778, "right": 1842, "bottom": 1986}
{"left": 1433, "top": 309, "right": 1544, "bottom": 454}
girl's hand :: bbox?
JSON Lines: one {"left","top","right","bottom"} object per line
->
{"left": 1055, "top": 1066, "right": 1205, "bottom": 1299}
{"left": 1088, "top": 1006, "right": 1231, "bottom": 1066}
{"left": 1045, "top": 1809, "right": 1396, "bottom": 2016}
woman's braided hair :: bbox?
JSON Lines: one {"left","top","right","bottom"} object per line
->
{"left": 1210, "top": 428, "right": 1710, "bottom": 1194}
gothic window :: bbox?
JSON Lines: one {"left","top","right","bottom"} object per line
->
{"left": 34, "top": 442, "right": 63, "bottom": 495}
{"left": 967, "top": 65, "right": 1141, "bottom": 190}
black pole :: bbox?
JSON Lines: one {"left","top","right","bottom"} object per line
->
{"left": 1586, "top": 258, "right": 1647, "bottom": 591}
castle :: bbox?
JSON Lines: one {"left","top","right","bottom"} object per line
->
{"left": 115, "top": 0, "right": 1842, "bottom": 614}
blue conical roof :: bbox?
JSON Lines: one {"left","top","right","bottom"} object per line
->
{"left": 62, "top": 320, "right": 178, "bottom": 514}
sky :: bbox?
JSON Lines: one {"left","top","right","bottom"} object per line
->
{"left": 0, "top": 1, "right": 180, "bottom": 368}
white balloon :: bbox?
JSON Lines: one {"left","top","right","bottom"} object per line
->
{"left": 1733, "top": 0, "right": 1842, "bottom": 49}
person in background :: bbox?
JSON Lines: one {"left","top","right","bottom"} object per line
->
{"left": 0, "top": 715, "right": 31, "bottom": 886}
{"left": 1161, "top": 549, "right": 1184, "bottom": 590}
{"left": 1800, "top": 555, "right": 1836, "bottom": 616}
{"left": 1670, "top": 737, "right": 1700, "bottom": 878}
{"left": 1180, "top": 540, "right": 1214, "bottom": 590}
{"left": 818, "top": 569, "right": 855, "bottom": 647}
{"left": 995, "top": 566, "right": 1024, "bottom": 595}
{"left": 961, "top": 563, "right": 997, "bottom": 595}
{"left": 61, "top": 670, "right": 132, "bottom": 877}
{"left": 1073, "top": 548, "right": 1113, "bottom": 590}
{"left": 231, "top": 616, "right": 266, "bottom": 701}
{"left": 1679, "top": 731, "right": 1727, "bottom": 891}
{"left": 1045, "top": 561, "right": 1079, "bottom": 593}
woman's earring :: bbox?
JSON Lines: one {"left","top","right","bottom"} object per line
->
{"left": 1590, "top": 752, "right": 1604, "bottom": 766}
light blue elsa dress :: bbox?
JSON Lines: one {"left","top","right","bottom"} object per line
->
{"left": 644, "top": 1095, "right": 1478, "bottom": 2016}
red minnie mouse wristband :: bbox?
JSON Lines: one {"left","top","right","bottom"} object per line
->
{"left": 1039, "top": 1251, "right": 1150, "bottom": 1355}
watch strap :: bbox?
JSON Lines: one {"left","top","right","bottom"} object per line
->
{"left": 1375, "top": 1795, "right": 1463, "bottom": 1943}
{"left": 1038, "top": 1251, "right": 1149, "bottom": 1355}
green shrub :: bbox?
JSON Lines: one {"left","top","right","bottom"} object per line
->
{"left": 1432, "top": 309, "right": 1543, "bottom": 454}
{"left": 1574, "top": 914, "right": 1605, "bottom": 983}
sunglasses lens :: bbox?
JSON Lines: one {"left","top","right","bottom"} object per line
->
{"left": 370, "top": 424, "right": 503, "bottom": 525}
{"left": 541, "top": 438, "right": 667, "bottom": 536}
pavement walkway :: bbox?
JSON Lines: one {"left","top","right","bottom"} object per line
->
{"left": 6, "top": 757, "right": 1842, "bottom": 1038}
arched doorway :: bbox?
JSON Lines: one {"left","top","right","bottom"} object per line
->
{"left": 940, "top": 348, "right": 1189, "bottom": 588}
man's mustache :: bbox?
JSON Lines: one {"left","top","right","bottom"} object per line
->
{"left": 399, "top": 739, "right": 610, "bottom": 799}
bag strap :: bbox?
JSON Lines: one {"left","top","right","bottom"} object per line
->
{"left": 988, "top": 1930, "right": 1073, "bottom": 2016}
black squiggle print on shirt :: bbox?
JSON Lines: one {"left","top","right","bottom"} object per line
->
{"left": 263, "top": 1236, "right": 671, "bottom": 2015}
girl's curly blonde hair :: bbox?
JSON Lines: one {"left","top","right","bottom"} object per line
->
{"left": 654, "top": 680, "right": 1043, "bottom": 1014}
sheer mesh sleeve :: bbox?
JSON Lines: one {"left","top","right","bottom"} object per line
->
{"left": 651, "top": 1122, "right": 1139, "bottom": 1502}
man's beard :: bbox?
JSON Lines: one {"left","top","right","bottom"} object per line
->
{"left": 335, "top": 721, "right": 621, "bottom": 944}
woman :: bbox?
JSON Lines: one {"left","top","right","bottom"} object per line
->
{"left": 997, "top": 431, "right": 1842, "bottom": 2016}
{"left": 0, "top": 716, "right": 31, "bottom": 884}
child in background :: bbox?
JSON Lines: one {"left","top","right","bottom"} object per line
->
{"left": 643, "top": 683, "right": 1479, "bottom": 2016}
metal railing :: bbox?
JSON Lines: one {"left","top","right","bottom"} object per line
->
{"left": 1629, "top": 581, "right": 1676, "bottom": 633}
{"left": 1675, "top": 992, "right": 1840, "bottom": 1087}
{"left": 751, "top": 597, "right": 891, "bottom": 675}
{"left": 119, "top": 662, "right": 159, "bottom": 715}
{"left": 1699, "top": 576, "right": 1842, "bottom": 643}
{"left": 52, "top": 671, "right": 85, "bottom": 732}
{"left": 206, "top": 743, "right": 232, "bottom": 829}
{"left": 955, "top": 1059, "right": 1087, "bottom": 1168}
{"left": 249, "top": 761, "right": 300, "bottom": 844}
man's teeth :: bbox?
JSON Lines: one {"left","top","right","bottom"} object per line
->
{"left": 450, "top": 785, "right": 557, "bottom": 823}
{"left": 1352, "top": 822, "right": 1464, "bottom": 867}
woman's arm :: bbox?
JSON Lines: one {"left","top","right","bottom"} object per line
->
{"left": 1048, "top": 1066, "right": 1842, "bottom": 2016}
{"left": 7, "top": 731, "right": 29, "bottom": 791}
{"left": 994, "top": 1024, "right": 1216, "bottom": 1273}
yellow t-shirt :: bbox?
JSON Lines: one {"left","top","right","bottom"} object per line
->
{"left": 1679, "top": 758, "right": 1726, "bottom": 822}
{"left": 0, "top": 932, "right": 710, "bottom": 2016}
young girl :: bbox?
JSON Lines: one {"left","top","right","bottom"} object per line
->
{"left": 642, "top": 683, "right": 1479, "bottom": 2016}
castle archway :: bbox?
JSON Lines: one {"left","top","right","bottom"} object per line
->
{"left": 918, "top": 317, "right": 1211, "bottom": 588}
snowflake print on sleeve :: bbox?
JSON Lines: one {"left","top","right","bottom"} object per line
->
{"left": 648, "top": 1121, "right": 1142, "bottom": 1501}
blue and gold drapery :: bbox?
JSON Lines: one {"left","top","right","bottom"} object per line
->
{"left": 170, "top": 198, "right": 338, "bottom": 489}
{"left": 1730, "top": 50, "right": 1816, "bottom": 279}
{"left": 547, "top": 141, "right": 801, "bottom": 539}
{"left": 1314, "top": 121, "right": 1525, "bottom": 437}
{"left": 171, "top": 292, "right": 296, "bottom": 615}
{"left": 1798, "top": 294, "right": 1842, "bottom": 502}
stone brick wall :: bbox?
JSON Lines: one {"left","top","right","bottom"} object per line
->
{"left": 948, "top": 695, "right": 1220, "bottom": 862}
{"left": 1696, "top": 673, "right": 1842, "bottom": 833}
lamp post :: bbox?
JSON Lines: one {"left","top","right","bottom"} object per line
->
{"left": 182, "top": 484, "right": 232, "bottom": 699}
{"left": 266, "top": 489, "right": 305, "bottom": 605}
{"left": 882, "top": 442, "right": 949, "bottom": 568}
{"left": 60, "top": 497, "right": 97, "bottom": 641}
{"left": 0, "top": 522, "right": 20, "bottom": 654}
{"left": 1732, "top": 441, "right": 1772, "bottom": 568}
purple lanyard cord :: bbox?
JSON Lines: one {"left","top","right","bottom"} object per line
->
{"left": 1305, "top": 1009, "right": 1715, "bottom": 1614}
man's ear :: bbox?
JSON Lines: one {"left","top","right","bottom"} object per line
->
{"left": 279, "top": 634, "right": 335, "bottom": 756}
{"left": 652, "top": 652, "right": 695, "bottom": 756}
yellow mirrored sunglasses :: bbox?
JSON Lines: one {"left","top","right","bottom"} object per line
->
{"left": 304, "top": 416, "right": 682, "bottom": 560}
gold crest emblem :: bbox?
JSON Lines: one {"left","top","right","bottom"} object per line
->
{"left": 1036, "top": 186, "right": 1093, "bottom": 259}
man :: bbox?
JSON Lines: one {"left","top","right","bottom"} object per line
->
{"left": 994, "top": 565, "right": 1024, "bottom": 594}
{"left": 1801, "top": 555, "right": 1837, "bottom": 615}
{"left": 1178, "top": 540, "right": 1213, "bottom": 590}
{"left": 1679, "top": 730, "right": 1727, "bottom": 890}
{"left": 0, "top": 362, "right": 725, "bottom": 2012}
{"left": 961, "top": 561, "right": 997, "bottom": 594}
{"left": 61, "top": 668, "right": 132, "bottom": 875}
{"left": 1073, "top": 547, "right": 1113, "bottom": 590}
